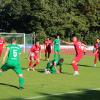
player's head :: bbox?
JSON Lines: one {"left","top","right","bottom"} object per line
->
{"left": 96, "top": 38, "right": 100, "bottom": 43}
{"left": 36, "top": 41, "right": 39, "bottom": 46}
{"left": 72, "top": 36, "right": 78, "bottom": 42}
{"left": 47, "top": 37, "right": 50, "bottom": 40}
{"left": 11, "top": 38, "right": 17, "bottom": 44}
{"left": 0, "top": 36, "right": 4, "bottom": 39}
{"left": 58, "top": 58, "right": 64, "bottom": 65}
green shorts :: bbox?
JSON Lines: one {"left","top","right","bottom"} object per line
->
{"left": 1, "top": 62, "right": 23, "bottom": 75}
{"left": 54, "top": 47, "right": 60, "bottom": 52}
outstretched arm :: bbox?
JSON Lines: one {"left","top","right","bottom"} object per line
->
{"left": 62, "top": 40, "right": 73, "bottom": 45}
{"left": 2, "top": 48, "right": 9, "bottom": 64}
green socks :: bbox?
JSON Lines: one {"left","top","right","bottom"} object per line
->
{"left": 19, "top": 77, "right": 24, "bottom": 88}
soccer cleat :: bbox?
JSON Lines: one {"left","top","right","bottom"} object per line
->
{"left": 32, "top": 68, "right": 35, "bottom": 71}
{"left": 19, "top": 87, "right": 24, "bottom": 90}
{"left": 27, "top": 68, "right": 30, "bottom": 71}
{"left": 74, "top": 71, "right": 79, "bottom": 76}
{"left": 94, "top": 64, "right": 96, "bottom": 67}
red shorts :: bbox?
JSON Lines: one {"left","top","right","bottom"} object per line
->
{"left": 73, "top": 54, "right": 83, "bottom": 62}
{"left": 29, "top": 53, "right": 39, "bottom": 61}
{"left": 45, "top": 47, "right": 51, "bottom": 53}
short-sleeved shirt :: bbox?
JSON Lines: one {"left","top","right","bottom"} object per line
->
{"left": 74, "top": 41, "right": 83, "bottom": 56}
{"left": 44, "top": 40, "right": 52, "bottom": 49}
{"left": 30, "top": 45, "right": 41, "bottom": 55}
{"left": 53, "top": 39, "right": 60, "bottom": 49}
{"left": 6, "top": 44, "right": 21, "bottom": 64}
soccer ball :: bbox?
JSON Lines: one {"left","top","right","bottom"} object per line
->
{"left": 45, "top": 69, "right": 51, "bottom": 74}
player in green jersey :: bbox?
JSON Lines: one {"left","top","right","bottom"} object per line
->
{"left": 0, "top": 38, "right": 24, "bottom": 90}
{"left": 45, "top": 58, "right": 64, "bottom": 74}
{"left": 53, "top": 35, "right": 61, "bottom": 60}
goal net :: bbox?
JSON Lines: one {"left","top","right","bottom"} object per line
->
{"left": 0, "top": 33, "right": 33, "bottom": 52}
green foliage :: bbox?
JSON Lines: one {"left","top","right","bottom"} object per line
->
{"left": 0, "top": 0, "right": 100, "bottom": 44}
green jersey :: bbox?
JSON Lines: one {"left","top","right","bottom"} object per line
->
{"left": 53, "top": 39, "right": 60, "bottom": 49}
{"left": 6, "top": 44, "right": 21, "bottom": 63}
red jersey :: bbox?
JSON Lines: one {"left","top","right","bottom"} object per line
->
{"left": 74, "top": 41, "right": 83, "bottom": 56}
{"left": 0, "top": 39, "right": 4, "bottom": 48}
{"left": 30, "top": 45, "right": 41, "bottom": 54}
{"left": 94, "top": 43, "right": 98, "bottom": 50}
{"left": 44, "top": 40, "right": 52, "bottom": 49}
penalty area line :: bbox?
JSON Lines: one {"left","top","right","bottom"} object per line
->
{"left": 24, "top": 88, "right": 100, "bottom": 100}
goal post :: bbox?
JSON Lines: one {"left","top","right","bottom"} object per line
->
{"left": 0, "top": 33, "right": 33, "bottom": 52}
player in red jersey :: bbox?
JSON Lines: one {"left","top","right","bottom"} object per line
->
{"left": 0, "top": 36, "right": 5, "bottom": 57}
{"left": 93, "top": 38, "right": 100, "bottom": 67}
{"left": 44, "top": 37, "right": 52, "bottom": 61}
{"left": 28, "top": 42, "right": 41, "bottom": 71}
{"left": 62, "top": 36, "right": 87, "bottom": 76}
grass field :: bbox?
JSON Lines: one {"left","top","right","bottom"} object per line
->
{"left": 0, "top": 52, "right": 100, "bottom": 100}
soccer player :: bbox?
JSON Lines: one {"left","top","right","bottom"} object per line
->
{"left": 44, "top": 37, "right": 52, "bottom": 61}
{"left": 93, "top": 38, "right": 100, "bottom": 67}
{"left": 0, "top": 36, "right": 5, "bottom": 57}
{"left": 62, "top": 36, "right": 87, "bottom": 76}
{"left": 0, "top": 38, "right": 24, "bottom": 90}
{"left": 28, "top": 41, "right": 41, "bottom": 71}
{"left": 45, "top": 58, "right": 64, "bottom": 74}
{"left": 53, "top": 35, "right": 61, "bottom": 60}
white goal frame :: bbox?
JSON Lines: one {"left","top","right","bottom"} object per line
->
{"left": 0, "top": 33, "right": 26, "bottom": 52}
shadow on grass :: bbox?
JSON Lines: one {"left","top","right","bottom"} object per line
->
{"left": 0, "top": 83, "right": 19, "bottom": 89}
{"left": 36, "top": 89, "right": 100, "bottom": 100}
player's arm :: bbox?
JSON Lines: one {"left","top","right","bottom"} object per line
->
{"left": 2, "top": 48, "right": 9, "bottom": 64}
{"left": 39, "top": 46, "right": 41, "bottom": 59}
{"left": 81, "top": 42, "right": 87, "bottom": 48}
{"left": 62, "top": 40, "right": 73, "bottom": 45}
{"left": 54, "top": 62, "right": 60, "bottom": 74}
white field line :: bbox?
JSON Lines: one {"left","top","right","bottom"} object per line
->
{"left": 24, "top": 88, "right": 100, "bottom": 100}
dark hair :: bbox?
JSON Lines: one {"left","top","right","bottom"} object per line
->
{"left": 11, "top": 38, "right": 16, "bottom": 43}
{"left": 59, "top": 58, "right": 64, "bottom": 64}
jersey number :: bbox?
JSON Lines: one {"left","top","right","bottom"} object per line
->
{"left": 13, "top": 50, "right": 17, "bottom": 57}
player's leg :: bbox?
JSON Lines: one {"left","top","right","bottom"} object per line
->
{"left": 45, "top": 62, "right": 51, "bottom": 74}
{"left": 94, "top": 53, "right": 98, "bottom": 67}
{"left": 45, "top": 49, "right": 47, "bottom": 60}
{"left": 28, "top": 56, "right": 34, "bottom": 71}
{"left": 0, "top": 63, "right": 10, "bottom": 75}
{"left": 72, "top": 60, "right": 79, "bottom": 76}
{"left": 32, "top": 56, "right": 40, "bottom": 71}
{"left": 47, "top": 49, "right": 51, "bottom": 61}
{"left": 72, "top": 55, "right": 82, "bottom": 76}
{"left": 14, "top": 65, "right": 24, "bottom": 89}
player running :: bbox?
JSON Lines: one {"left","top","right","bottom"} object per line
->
{"left": 0, "top": 38, "right": 24, "bottom": 90}
{"left": 44, "top": 37, "right": 52, "bottom": 61}
{"left": 45, "top": 58, "right": 64, "bottom": 74}
{"left": 93, "top": 38, "right": 100, "bottom": 67}
{"left": 0, "top": 36, "right": 5, "bottom": 57}
{"left": 28, "top": 41, "right": 41, "bottom": 71}
{"left": 53, "top": 35, "right": 61, "bottom": 60}
{"left": 62, "top": 36, "right": 87, "bottom": 76}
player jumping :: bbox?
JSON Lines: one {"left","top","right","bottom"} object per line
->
{"left": 45, "top": 58, "right": 64, "bottom": 74}
{"left": 0, "top": 38, "right": 24, "bottom": 90}
{"left": 28, "top": 41, "right": 41, "bottom": 71}
{"left": 62, "top": 36, "right": 87, "bottom": 76}
{"left": 44, "top": 37, "right": 52, "bottom": 61}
